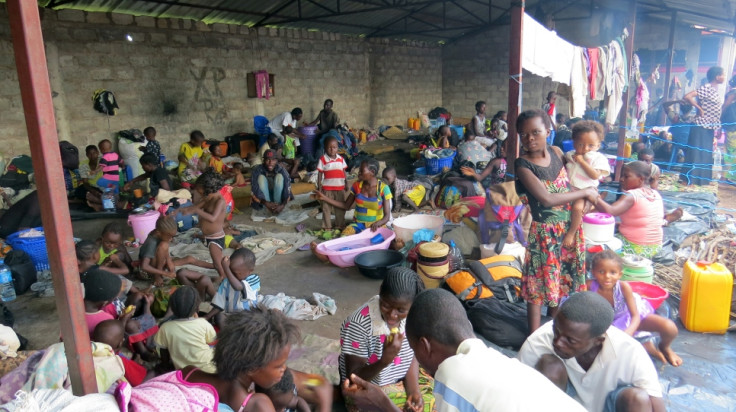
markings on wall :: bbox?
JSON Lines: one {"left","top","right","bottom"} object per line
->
{"left": 190, "top": 67, "right": 228, "bottom": 125}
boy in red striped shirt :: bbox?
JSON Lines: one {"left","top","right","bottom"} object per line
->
{"left": 317, "top": 136, "right": 348, "bottom": 230}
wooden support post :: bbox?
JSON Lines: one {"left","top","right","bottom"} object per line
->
{"left": 615, "top": 0, "right": 637, "bottom": 181}
{"left": 659, "top": 10, "right": 677, "bottom": 125}
{"left": 7, "top": 0, "right": 97, "bottom": 395}
{"left": 506, "top": 0, "right": 524, "bottom": 177}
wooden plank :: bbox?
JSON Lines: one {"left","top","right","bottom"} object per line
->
{"left": 7, "top": 0, "right": 97, "bottom": 395}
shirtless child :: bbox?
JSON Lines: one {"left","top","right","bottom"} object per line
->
{"left": 182, "top": 168, "right": 228, "bottom": 281}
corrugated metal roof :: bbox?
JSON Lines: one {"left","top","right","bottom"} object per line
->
{"left": 39, "top": 0, "right": 736, "bottom": 41}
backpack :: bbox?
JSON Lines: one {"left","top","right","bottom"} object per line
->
{"left": 464, "top": 298, "right": 537, "bottom": 350}
{"left": 443, "top": 255, "right": 522, "bottom": 301}
{"left": 92, "top": 89, "right": 119, "bottom": 116}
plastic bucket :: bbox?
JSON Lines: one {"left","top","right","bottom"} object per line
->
{"left": 128, "top": 210, "right": 159, "bottom": 243}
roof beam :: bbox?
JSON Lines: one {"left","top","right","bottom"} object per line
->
{"left": 254, "top": 0, "right": 299, "bottom": 26}
{"left": 256, "top": 0, "right": 445, "bottom": 26}
{"left": 446, "top": 3, "right": 512, "bottom": 43}
{"left": 449, "top": 0, "right": 487, "bottom": 24}
{"left": 366, "top": 2, "right": 436, "bottom": 37}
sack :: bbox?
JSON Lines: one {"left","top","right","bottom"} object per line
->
{"left": 444, "top": 255, "right": 522, "bottom": 301}
{"left": 464, "top": 298, "right": 531, "bottom": 350}
{"left": 152, "top": 283, "right": 180, "bottom": 318}
{"left": 166, "top": 200, "right": 199, "bottom": 232}
{"left": 92, "top": 89, "right": 119, "bottom": 116}
{"left": 3, "top": 250, "right": 37, "bottom": 295}
{"left": 118, "top": 129, "right": 145, "bottom": 143}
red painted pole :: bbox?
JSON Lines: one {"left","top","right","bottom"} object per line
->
{"left": 7, "top": 0, "right": 97, "bottom": 395}
{"left": 506, "top": 0, "right": 524, "bottom": 177}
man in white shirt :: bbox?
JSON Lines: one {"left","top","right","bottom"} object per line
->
{"left": 343, "top": 288, "right": 585, "bottom": 412}
{"left": 518, "top": 292, "right": 665, "bottom": 412}
{"left": 268, "top": 107, "right": 303, "bottom": 146}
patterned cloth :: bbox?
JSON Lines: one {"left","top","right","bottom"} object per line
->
{"left": 339, "top": 295, "right": 414, "bottom": 386}
{"left": 694, "top": 83, "right": 723, "bottom": 129}
{"left": 123, "top": 370, "right": 218, "bottom": 411}
{"left": 143, "top": 140, "right": 162, "bottom": 160}
{"left": 515, "top": 147, "right": 586, "bottom": 306}
{"left": 351, "top": 180, "right": 392, "bottom": 224}
{"left": 211, "top": 275, "right": 260, "bottom": 313}
{"left": 345, "top": 368, "right": 436, "bottom": 412}
{"left": 457, "top": 139, "right": 492, "bottom": 165}
{"left": 100, "top": 152, "right": 121, "bottom": 181}
{"left": 178, "top": 143, "right": 204, "bottom": 183}
{"left": 617, "top": 234, "right": 662, "bottom": 260}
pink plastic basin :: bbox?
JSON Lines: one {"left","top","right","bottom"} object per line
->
{"left": 315, "top": 227, "right": 396, "bottom": 268}
{"left": 627, "top": 281, "right": 669, "bottom": 310}
{"left": 582, "top": 212, "right": 615, "bottom": 225}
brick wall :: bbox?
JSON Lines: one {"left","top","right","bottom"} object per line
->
{"left": 0, "top": 7, "right": 442, "bottom": 159}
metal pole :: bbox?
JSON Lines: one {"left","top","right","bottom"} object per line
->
{"left": 615, "top": 0, "right": 637, "bottom": 181}
{"left": 659, "top": 10, "right": 677, "bottom": 125}
{"left": 506, "top": 0, "right": 524, "bottom": 177}
{"left": 7, "top": 0, "right": 97, "bottom": 395}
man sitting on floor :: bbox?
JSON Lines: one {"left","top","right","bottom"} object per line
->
{"left": 250, "top": 149, "right": 292, "bottom": 216}
{"left": 518, "top": 292, "right": 665, "bottom": 412}
{"left": 343, "top": 288, "right": 585, "bottom": 411}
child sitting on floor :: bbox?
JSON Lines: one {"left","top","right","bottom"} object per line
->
{"left": 316, "top": 136, "right": 348, "bottom": 230}
{"left": 97, "top": 222, "right": 133, "bottom": 277}
{"left": 139, "top": 216, "right": 215, "bottom": 300}
{"left": 280, "top": 126, "right": 301, "bottom": 179}
{"left": 154, "top": 285, "right": 217, "bottom": 373}
{"left": 588, "top": 250, "right": 682, "bottom": 366}
{"left": 82, "top": 268, "right": 132, "bottom": 339}
{"left": 231, "top": 163, "right": 247, "bottom": 187}
{"left": 123, "top": 153, "right": 172, "bottom": 200}
{"left": 382, "top": 166, "right": 430, "bottom": 213}
{"left": 77, "top": 240, "right": 99, "bottom": 275}
{"left": 97, "top": 139, "right": 123, "bottom": 194}
{"left": 204, "top": 248, "right": 261, "bottom": 329}
{"left": 203, "top": 141, "right": 226, "bottom": 174}
{"left": 562, "top": 120, "right": 611, "bottom": 250}
{"left": 94, "top": 319, "right": 151, "bottom": 387}
{"left": 182, "top": 168, "right": 228, "bottom": 280}
{"left": 637, "top": 148, "right": 661, "bottom": 190}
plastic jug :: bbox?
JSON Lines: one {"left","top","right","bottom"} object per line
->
{"left": 0, "top": 259, "right": 15, "bottom": 302}
{"left": 680, "top": 261, "right": 733, "bottom": 334}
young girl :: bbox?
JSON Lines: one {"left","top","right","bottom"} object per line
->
{"left": 562, "top": 120, "right": 611, "bottom": 250}
{"left": 154, "top": 286, "right": 217, "bottom": 373}
{"left": 594, "top": 161, "right": 664, "bottom": 259}
{"left": 97, "top": 222, "right": 133, "bottom": 277}
{"left": 139, "top": 215, "right": 215, "bottom": 300}
{"left": 339, "top": 267, "right": 433, "bottom": 412}
{"left": 81, "top": 268, "right": 132, "bottom": 339}
{"left": 182, "top": 169, "right": 228, "bottom": 280}
{"left": 313, "top": 157, "right": 392, "bottom": 236}
{"left": 588, "top": 250, "right": 682, "bottom": 366}
{"left": 316, "top": 136, "right": 348, "bottom": 230}
{"left": 514, "top": 109, "right": 599, "bottom": 333}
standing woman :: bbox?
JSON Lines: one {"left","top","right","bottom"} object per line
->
{"left": 680, "top": 66, "right": 726, "bottom": 186}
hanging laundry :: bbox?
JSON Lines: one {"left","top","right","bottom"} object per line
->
{"left": 594, "top": 47, "right": 608, "bottom": 100}
{"left": 588, "top": 48, "right": 599, "bottom": 99}
{"left": 254, "top": 70, "right": 271, "bottom": 100}
{"left": 570, "top": 47, "right": 589, "bottom": 119}
{"left": 521, "top": 13, "right": 575, "bottom": 84}
{"left": 605, "top": 39, "right": 626, "bottom": 125}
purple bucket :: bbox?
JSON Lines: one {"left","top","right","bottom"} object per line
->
{"left": 299, "top": 126, "right": 319, "bottom": 156}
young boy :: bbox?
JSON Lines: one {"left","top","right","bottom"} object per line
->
{"left": 316, "top": 136, "right": 348, "bottom": 230}
{"left": 76, "top": 239, "right": 100, "bottom": 275}
{"left": 205, "top": 248, "right": 260, "bottom": 329}
{"left": 123, "top": 153, "right": 172, "bottom": 199}
{"left": 140, "top": 126, "right": 162, "bottom": 162}
{"left": 97, "top": 222, "right": 133, "bottom": 277}
{"left": 182, "top": 170, "right": 228, "bottom": 280}
{"left": 637, "top": 148, "right": 661, "bottom": 189}
{"left": 281, "top": 126, "right": 301, "bottom": 179}
{"left": 382, "top": 166, "right": 430, "bottom": 212}
{"left": 97, "top": 139, "right": 123, "bottom": 193}
{"left": 204, "top": 141, "right": 226, "bottom": 174}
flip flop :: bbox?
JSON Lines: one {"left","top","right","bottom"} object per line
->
{"left": 298, "top": 243, "right": 311, "bottom": 251}
{"left": 295, "top": 223, "right": 307, "bottom": 233}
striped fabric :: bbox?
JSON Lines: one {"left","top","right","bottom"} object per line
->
{"left": 317, "top": 154, "right": 347, "bottom": 191}
{"left": 351, "top": 181, "right": 392, "bottom": 224}
{"left": 100, "top": 152, "right": 120, "bottom": 181}
{"left": 211, "top": 274, "right": 260, "bottom": 313}
{"left": 338, "top": 295, "right": 414, "bottom": 386}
